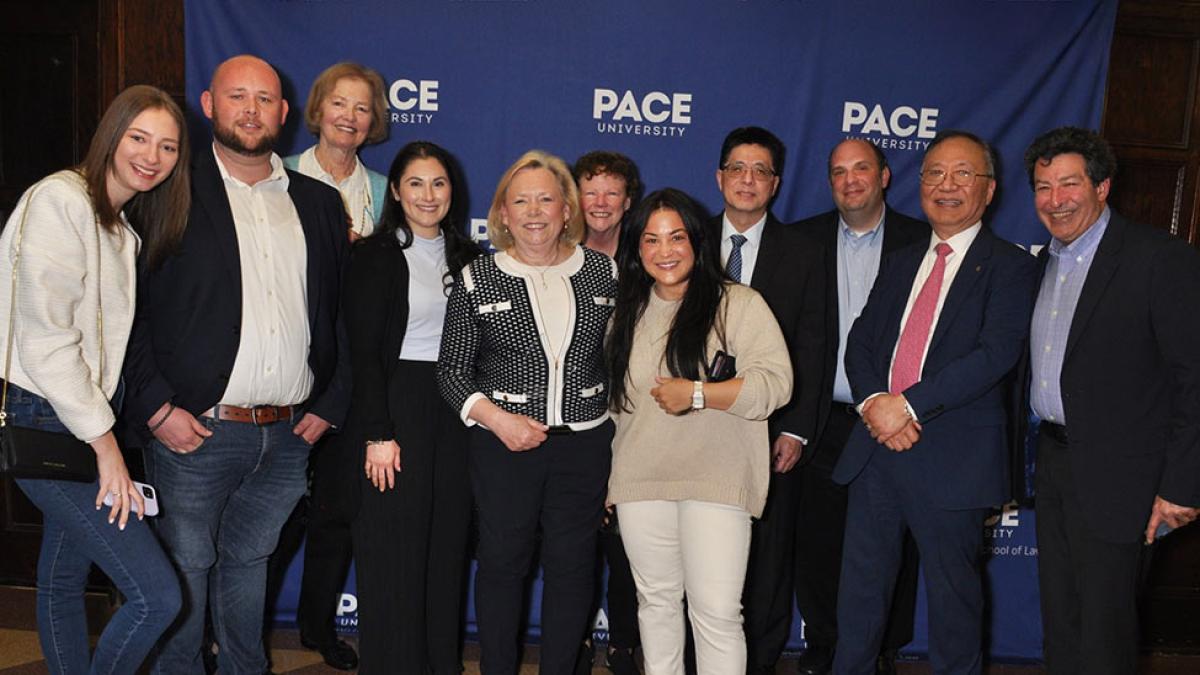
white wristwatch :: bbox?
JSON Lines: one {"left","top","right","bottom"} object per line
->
{"left": 691, "top": 380, "right": 705, "bottom": 410}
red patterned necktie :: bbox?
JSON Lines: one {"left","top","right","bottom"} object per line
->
{"left": 890, "top": 242, "right": 953, "bottom": 394}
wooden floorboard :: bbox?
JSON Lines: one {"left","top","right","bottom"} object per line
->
{"left": 2, "top": 585, "right": 1198, "bottom": 673}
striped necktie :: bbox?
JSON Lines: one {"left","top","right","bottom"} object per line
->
{"left": 726, "top": 234, "right": 748, "bottom": 283}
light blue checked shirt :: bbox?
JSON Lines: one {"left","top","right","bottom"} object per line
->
{"left": 833, "top": 212, "right": 886, "bottom": 403}
{"left": 1030, "top": 207, "right": 1111, "bottom": 425}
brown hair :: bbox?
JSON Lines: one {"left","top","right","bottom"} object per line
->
{"left": 486, "top": 150, "right": 584, "bottom": 251}
{"left": 80, "top": 84, "right": 191, "bottom": 270}
{"left": 303, "top": 62, "right": 389, "bottom": 145}
{"left": 572, "top": 150, "right": 643, "bottom": 204}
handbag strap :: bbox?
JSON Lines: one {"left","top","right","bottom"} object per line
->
{"left": 1, "top": 177, "right": 105, "bottom": 427}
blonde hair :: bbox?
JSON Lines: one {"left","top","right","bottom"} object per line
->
{"left": 486, "top": 150, "right": 584, "bottom": 251}
{"left": 303, "top": 62, "right": 389, "bottom": 145}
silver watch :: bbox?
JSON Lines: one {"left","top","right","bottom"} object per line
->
{"left": 691, "top": 380, "right": 705, "bottom": 410}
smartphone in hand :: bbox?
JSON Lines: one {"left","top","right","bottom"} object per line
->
{"left": 103, "top": 481, "right": 160, "bottom": 517}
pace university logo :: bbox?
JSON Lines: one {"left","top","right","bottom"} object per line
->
{"left": 389, "top": 78, "right": 439, "bottom": 126}
{"left": 841, "top": 101, "right": 938, "bottom": 152}
{"left": 593, "top": 88, "right": 692, "bottom": 138}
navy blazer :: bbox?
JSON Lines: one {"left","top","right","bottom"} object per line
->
{"left": 1020, "top": 213, "right": 1200, "bottom": 542}
{"left": 122, "top": 148, "right": 351, "bottom": 438}
{"left": 832, "top": 226, "right": 1037, "bottom": 510}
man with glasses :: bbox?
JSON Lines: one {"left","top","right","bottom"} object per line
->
{"left": 831, "top": 131, "right": 1037, "bottom": 675}
{"left": 710, "top": 126, "right": 826, "bottom": 674}
{"left": 792, "top": 138, "right": 928, "bottom": 675}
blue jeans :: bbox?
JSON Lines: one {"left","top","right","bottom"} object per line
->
{"left": 8, "top": 385, "right": 180, "bottom": 675}
{"left": 144, "top": 413, "right": 310, "bottom": 675}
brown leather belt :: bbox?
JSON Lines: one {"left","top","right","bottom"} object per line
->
{"left": 201, "top": 404, "right": 297, "bottom": 426}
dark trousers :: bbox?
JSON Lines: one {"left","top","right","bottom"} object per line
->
{"left": 469, "top": 421, "right": 612, "bottom": 675}
{"left": 1035, "top": 428, "right": 1146, "bottom": 675}
{"left": 354, "top": 360, "right": 473, "bottom": 674}
{"left": 742, "top": 450, "right": 802, "bottom": 671}
{"left": 600, "top": 528, "right": 642, "bottom": 649}
{"left": 834, "top": 452, "right": 988, "bottom": 675}
{"left": 296, "top": 432, "right": 360, "bottom": 645}
{"left": 796, "top": 404, "right": 918, "bottom": 652}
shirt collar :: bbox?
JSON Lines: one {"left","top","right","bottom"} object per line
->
{"left": 928, "top": 221, "right": 983, "bottom": 258}
{"left": 297, "top": 145, "right": 366, "bottom": 190}
{"left": 721, "top": 211, "right": 768, "bottom": 247}
{"left": 212, "top": 143, "right": 290, "bottom": 190}
{"left": 837, "top": 208, "right": 885, "bottom": 242}
{"left": 1048, "top": 206, "right": 1110, "bottom": 260}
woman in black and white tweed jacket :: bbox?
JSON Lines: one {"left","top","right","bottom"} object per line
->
{"left": 437, "top": 150, "right": 617, "bottom": 675}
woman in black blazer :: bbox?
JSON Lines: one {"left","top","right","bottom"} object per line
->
{"left": 346, "top": 141, "right": 482, "bottom": 674}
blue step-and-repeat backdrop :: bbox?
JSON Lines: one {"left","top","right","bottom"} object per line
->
{"left": 186, "top": 0, "right": 1118, "bottom": 662}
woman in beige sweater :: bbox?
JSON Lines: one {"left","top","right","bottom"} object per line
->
{"left": 605, "top": 188, "right": 792, "bottom": 675}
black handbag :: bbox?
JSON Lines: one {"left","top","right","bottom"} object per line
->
{"left": 0, "top": 181, "right": 100, "bottom": 483}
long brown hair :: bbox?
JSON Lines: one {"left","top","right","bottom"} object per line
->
{"left": 80, "top": 85, "right": 191, "bottom": 270}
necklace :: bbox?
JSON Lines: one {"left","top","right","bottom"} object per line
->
{"left": 513, "top": 246, "right": 567, "bottom": 288}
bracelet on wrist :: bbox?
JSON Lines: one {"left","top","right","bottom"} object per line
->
{"left": 148, "top": 403, "right": 176, "bottom": 434}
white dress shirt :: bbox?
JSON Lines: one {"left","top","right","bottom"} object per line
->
{"left": 720, "top": 212, "right": 767, "bottom": 284}
{"left": 859, "top": 222, "right": 983, "bottom": 417}
{"left": 213, "top": 146, "right": 314, "bottom": 407}
{"left": 890, "top": 222, "right": 983, "bottom": 390}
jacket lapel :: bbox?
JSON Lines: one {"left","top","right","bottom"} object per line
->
{"left": 1064, "top": 213, "right": 1125, "bottom": 359}
{"left": 193, "top": 149, "right": 243, "bottom": 285}
{"left": 749, "top": 213, "right": 785, "bottom": 292}
{"left": 287, "top": 173, "right": 326, "bottom": 329}
{"left": 928, "top": 227, "right": 993, "bottom": 353}
{"left": 880, "top": 206, "right": 907, "bottom": 254}
{"left": 881, "top": 244, "right": 925, "bottom": 364}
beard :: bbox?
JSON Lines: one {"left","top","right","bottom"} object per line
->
{"left": 211, "top": 109, "right": 278, "bottom": 157}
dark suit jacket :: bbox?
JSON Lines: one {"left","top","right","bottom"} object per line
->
{"left": 122, "top": 148, "right": 351, "bottom": 438}
{"left": 710, "top": 212, "right": 825, "bottom": 443}
{"left": 795, "top": 205, "right": 928, "bottom": 458}
{"left": 340, "top": 235, "right": 411, "bottom": 444}
{"left": 832, "top": 226, "right": 1037, "bottom": 510}
{"left": 1023, "top": 212, "right": 1200, "bottom": 542}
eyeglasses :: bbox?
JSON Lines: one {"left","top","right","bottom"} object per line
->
{"left": 920, "top": 168, "right": 993, "bottom": 187}
{"left": 721, "top": 162, "right": 776, "bottom": 182}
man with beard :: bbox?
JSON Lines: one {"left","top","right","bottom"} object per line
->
{"left": 793, "top": 139, "right": 927, "bottom": 675}
{"left": 123, "top": 54, "right": 350, "bottom": 674}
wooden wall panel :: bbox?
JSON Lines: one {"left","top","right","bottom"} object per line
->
{"left": 0, "top": 0, "right": 183, "bottom": 587}
{"left": 0, "top": 1, "right": 101, "bottom": 221}
{"left": 1107, "top": 158, "right": 1186, "bottom": 237}
{"left": 1104, "top": 0, "right": 1200, "bottom": 652}
{"left": 1105, "top": 32, "right": 1196, "bottom": 148}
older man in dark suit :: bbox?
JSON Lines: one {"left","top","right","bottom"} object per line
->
{"left": 709, "top": 126, "right": 825, "bottom": 674}
{"left": 1023, "top": 126, "right": 1200, "bottom": 675}
{"left": 123, "top": 55, "right": 350, "bottom": 675}
{"left": 793, "top": 139, "right": 927, "bottom": 675}
{"left": 833, "top": 131, "right": 1037, "bottom": 675}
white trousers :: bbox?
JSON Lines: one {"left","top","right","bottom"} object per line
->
{"left": 617, "top": 499, "right": 753, "bottom": 675}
